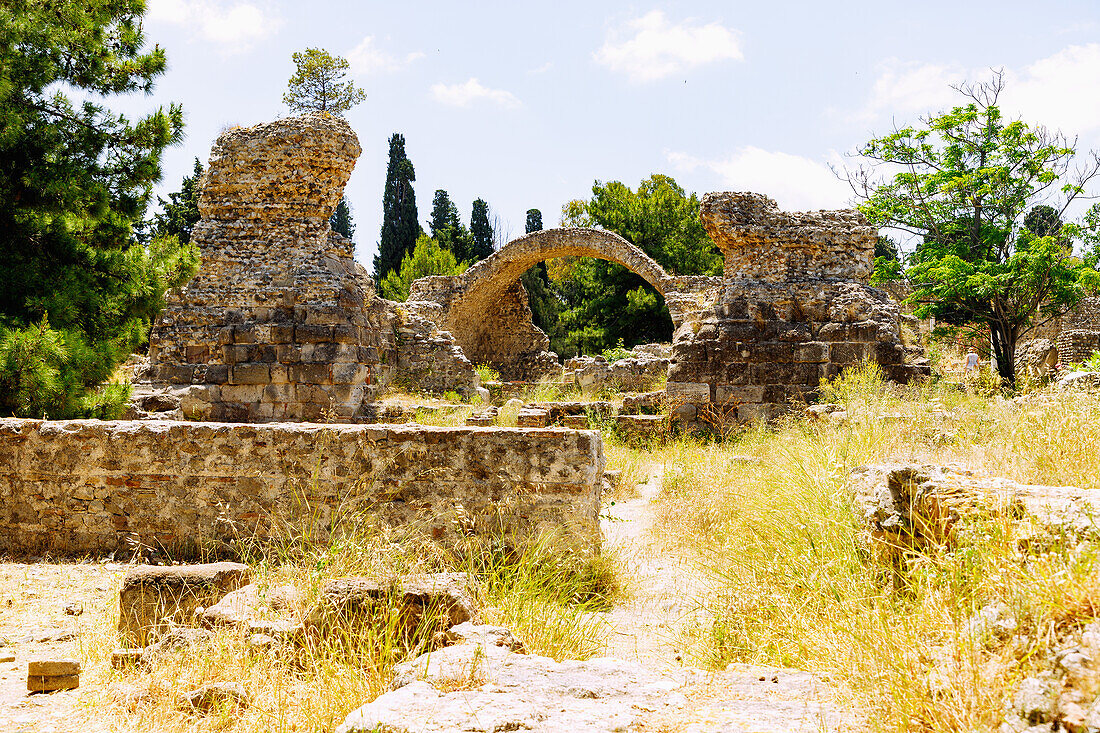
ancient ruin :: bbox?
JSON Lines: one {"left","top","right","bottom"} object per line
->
{"left": 131, "top": 113, "right": 923, "bottom": 423}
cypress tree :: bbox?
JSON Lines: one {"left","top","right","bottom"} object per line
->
{"left": 429, "top": 189, "right": 471, "bottom": 261}
{"left": 469, "top": 198, "right": 494, "bottom": 261}
{"left": 330, "top": 196, "right": 355, "bottom": 241}
{"left": 525, "top": 208, "right": 544, "bottom": 234}
{"left": 374, "top": 134, "right": 419, "bottom": 280}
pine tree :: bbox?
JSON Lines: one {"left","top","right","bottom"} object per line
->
{"left": 282, "top": 48, "right": 365, "bottom": 115}
{"left": 378, "top": 234, "right": 468, "bottom": 302}
{"left": 526, "top": 208, "right": 544, "bottom": 234}
{"left": 151, "top": 158, "right": 203, "bottom": 244}
{"left": 374, "top": 134, "right": 419, "bottom": 280}
{"left": 330, "top": 196, "right": 355, "bottom": 241}
{"left": 0, "top": 0, "right": 197, "bottom": 418}
{"left": 469, "top": 198, "right": 494, "bottom": 261}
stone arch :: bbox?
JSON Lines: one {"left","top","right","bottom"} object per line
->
{"left": 409, "top": 228, "right": 677, "bottom": 380}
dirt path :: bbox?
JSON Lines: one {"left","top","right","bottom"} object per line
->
{"left": 0, "top": 562, "right": 119, "bottom": 733}
{"left": 601, "top": 460, "right": 862, "bottom": 733}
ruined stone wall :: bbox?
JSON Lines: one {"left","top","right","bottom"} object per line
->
{"left": 667, "top": 193, "right": 924, "bottom": 422}
{"left": 139, "top": 114, "right": 478, "bottom": 418}
{"left": 0, "top": 420, "right": 603, "bottom": 558}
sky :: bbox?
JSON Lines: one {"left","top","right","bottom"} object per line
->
{"left": 117, "top": 0, "right": 1100, "bottom": 265}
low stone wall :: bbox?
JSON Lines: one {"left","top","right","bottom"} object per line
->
{"left": 0, "top": 420, "right": 603, "bottom": 558}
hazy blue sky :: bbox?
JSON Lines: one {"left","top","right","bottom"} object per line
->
{"left": 124, "top": 1, "right": 1100, "bottom": 264}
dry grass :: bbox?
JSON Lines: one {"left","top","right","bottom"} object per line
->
{"left": 56, "top": 527, "right": 618, "bottom": 733}
{"left": 652, "top": 363, "right": 1100, "bottom": 732}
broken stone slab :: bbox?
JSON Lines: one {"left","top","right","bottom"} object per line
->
{"left": 27, "top": 659, "right": 80, "bottom": 693}
{"left": 621, "top": 391, "right": 666, "bottom": 414}
{"left": 177, "top": 682, "right": 249, "bottom": 713}
{"left": 0, "top": 652, "right": 14, "bottom": 663}
{"left": 307, "top": 573, "right": 477, "bottom": 639}
{"left": 850, "top": 463, "right": 1100, "bottom": 558}
{"left": 516, "top": 408, "right": 551, "bottom": 428}
{"left": 338, "top": 623, "right": 686, "bottom": 733}
{"left": 200, "top": 584, "right": 260, "bottom": 628}
{"left": 118, "top": 562, "right": 251, "bottom": 647}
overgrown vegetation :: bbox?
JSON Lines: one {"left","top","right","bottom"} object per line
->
{"left": 645, "top": 361, "right": 1100, "bottom": 732}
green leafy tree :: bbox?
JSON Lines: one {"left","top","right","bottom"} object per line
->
{"left": 850, "top": 71, "right": 1100, "bottom": 386}
{"left": 0, "top": 0, "right": 198, "bottom": 417}
{"left": 379, "top": 235, "right": 467, "bottom": 302}
{"left": 428, "top": 189, "right": 471, "bottom": 261}
{"left": 469, "top": 198, "right": 494, "bottom": 261}
{"left": 282, "top": 47, "right": 365, "bottom": 115}
{"left": 525, "top": 208, "right": 544, "bottom": 234}
{"left": 330, "top": 196, "right": 355, "bottom": 240}
{"left": 374, "top": 133, "right": 420, "bottom": 280}
{"left": 150, "top": 158, "right": 203, "bottom": 244}
{"left": 551, "top": 174, "right": 722, "bottom": 356}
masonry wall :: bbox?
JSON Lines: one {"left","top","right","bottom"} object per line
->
{"left": 0, "top": 420, "right": 603, "bottom": 558}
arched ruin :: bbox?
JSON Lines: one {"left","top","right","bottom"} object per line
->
{"left": 408, "top": 228, "right": 679, "bottom": 380}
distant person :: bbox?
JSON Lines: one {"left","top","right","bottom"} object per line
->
{"left": 964, "top": 351, "right": 980, "bottom": 374}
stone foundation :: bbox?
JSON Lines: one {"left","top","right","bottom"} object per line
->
{"left": 0, "top": 419, "right": 603, "bottom": 558}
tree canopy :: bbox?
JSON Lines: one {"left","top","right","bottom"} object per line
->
{"left": 149, "top": 158, "right": 203, "bottom": 244}
{"left": 330, "top": 196, "right": 355, "bottom": 241}
{"left": 282, "top": 48, "right": 365, "bottom": 115}
{"left": 0, "top": 0, "right": 196, "bottom": 417}
{"left": 469, "top": 198, "right": 494, "bottom": 261}
{"left": 850, "top": 71, "right": 1100, "bottom": 385}
{"left": 378, "top": 234, "right": 467, "bottom": 302}
{"left": 537, "top": 174, "right": 720, "bottom": 357}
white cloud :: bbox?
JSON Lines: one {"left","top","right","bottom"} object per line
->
{"left": 595, "top": 10, "right": 743, "bottom": 83}
{"left": 346, "top": 36, "right": 424, "bottom": 76}
{"left": 529, "top": 61, "right": 554, "bottom": 75}
{"left": 667, "top": 148, "right": 852, "bottom": 212}
{"left": 855, "top": 44, "right": 1100, "bottom": 134}
{"left": 430, "top": 78, "right": 521, "bottom": 109}
{"left": 145, "top": 0, "right": 280, "bottom": 49}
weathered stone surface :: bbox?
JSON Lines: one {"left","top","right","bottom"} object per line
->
{"left": 621, "top": 391, "right": 666, "bottom": 414}
{"left": 111, "top": 649, "right": 143, "bottom": 669}
{"left": 307, "top": 573, "right": 476, "bottom": 637}
{"left": 139, "top": 627, "right": 214, "bottom": 668}
{"left": 337, "top": 623, "right": 686, "bottom": 733}
{"left": 177, "top": 682, "right": 249, "bottom": 712}
{"left": 26, "top": 660, "right": 80, "bottom": 677}
{"left": 200, "top": 584, "right": 261, "bottom": 628}
{"left": 515, "top": 408, "right": 550, "bottom": 428}
{"left": 118, "top": 562, "right": 250, "bottom": 646}
{"left": 851, "top": 463, "right": 1100, "bottom": 560}
{"left": 0, "top": 420, "right": 604, "bottom": 560}
{"left": 27, "top": 674, "right": 78, "bottom": 693}
{"left": 565, "top": 351, "right": 670, "bottom": 393}
{"left": 615, "top": 414, "right": 668, "bottom": 444}
{"left": 1015, "top": 338, "right": 1059, "bottom": 382}
{"left": 1058, "top": 370, "right": 1100, "bottom": 390}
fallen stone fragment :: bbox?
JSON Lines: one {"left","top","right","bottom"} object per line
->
{"left": 308, "top": 573, "right": 477, "bottom": 639}
{"left": 0, "top": 652, "right": 15, "bottom": 663}
{"left": 27, "top": 659, "right": 81, "bottom": 693}
{"left": 63, "top": 602, "right": 83, "bottom": 616}
{"left": 338, "top": 623, "right": 685, "bottom": 733}
{"left": 177, "top": 682, "right": 249, "bottom": 712}
{"left": 119, "top": 562, "right": 250, "bottom": 646}
{"left": 200, "top": 584, "right": 260, "bottom": 628}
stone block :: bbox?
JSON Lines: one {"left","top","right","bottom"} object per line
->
{"left": 222, "top": 344, "right": 251, "bottom": 365}
{"left": 292, "top": 364, "right": 333, "bottom": 384}
{"left": 221, "top": 384, "right": 264, "bottom": 403}
{"left": 561, "top": 415, "right": 591, "bottom": 429}
{"left": 200, "top": 364, "right": 230, "bottom": 385}
{"left": 232, "top": 325, "right": 270, "bottom": 344}
{"left": 28, "top": 674, "right": 79, "bottom": 692}
{"left": 277, "top": 344, "right": 302, "bottom": 364}
{"left": 715, "top": 385, "right": 765, "bottom": 404}
{"left": 27, "top": 660, "right": 80, "bottom": 677}
{"left": 737, "top": 403, "right": 774, "bottom": 422}
{"left": 156, "top": 364, "right": 195, "bottom": 385}
{"left": 333, "top": 324, "right": 358, "bottom": 343}
{"left": 270, "top": 325, "right": 295, "bottom": 343}
{"left": 264, "top": 384, "right": 295, "bottom": 402}
{"left": 118, "top": 562, "right": 251, "bottom": 647}
{"left": 793, "top": 342, "right": 829, "bottom": 363}
{"left": 332, "top": 363, "right": 370, "bottom": 385}
{"left": 230, "top": 364, "right": 270, "bottom": 385}
{"left": 302, "top": 342, "right": 339, "bottom": 363}
{"left": 666, "top": 381, "right": 712, "bottom": 404}
{"left": 307, "top": 573, "right": 476, "bottom": 638}
{"left": 295, "top": 325, "right": 333, "bottom": 343}
{"left": 829, "top": 342, "right": 867, "bottom": 365}
{"left": 516, "top": 408, "right": 551, "bottom": 428}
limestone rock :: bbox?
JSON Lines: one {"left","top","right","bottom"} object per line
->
{"left": 119, "top": 562, "right": 250, "bottom": 646}
{"left": 1058, "top": 370, "right": 1100, "bottom": 390}
{"left": 200, "top": 584, "right": 260, "bottom": 628}
{"left": 338, "top": 624, "right": 685, "bottom": 733}
{"left": 307, "top": 573, "right": 477, "bottom": 638}
{"left": 27, "top": 659, "right": 81, "bottom": 693}
{"left": 516, "top": 408, "right": 550, "bottom": 428}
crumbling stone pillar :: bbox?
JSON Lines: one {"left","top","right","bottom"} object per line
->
{"left": 139, "top": 113, "right": 399, "bottom": 421}
{"left": 668, "top": 193, "right": 927, "bottom": 422}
